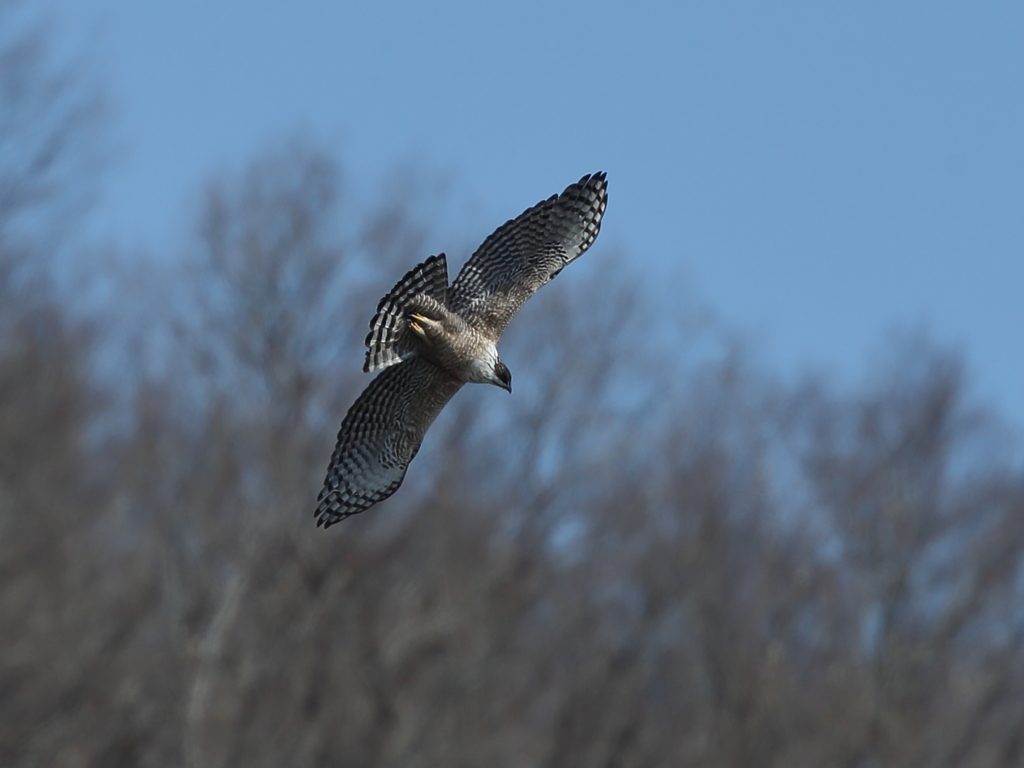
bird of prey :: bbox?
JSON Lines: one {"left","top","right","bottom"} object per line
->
{"left": 314, "top": 172, "right": 608, "bottom": 527}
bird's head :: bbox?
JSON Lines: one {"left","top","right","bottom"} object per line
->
{"left": 491, "top": 358, "right": 512, "bottom": 393}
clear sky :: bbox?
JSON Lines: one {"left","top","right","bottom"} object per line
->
{"left": 46, "top": 0, "right": 1024, "bottom": 431}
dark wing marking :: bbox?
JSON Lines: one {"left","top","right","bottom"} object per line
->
{"left": 449, "top": 172, "right": 607, "bottom": 339}
{"left": 315, "top": 357, "right": 463, "bottom": 527}
{"left": 364, "top": 253, "right": 449, "bottom": 372}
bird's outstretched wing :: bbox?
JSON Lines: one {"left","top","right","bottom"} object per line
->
{"left": 448, "top": 172, "right": 608, "bottom": 340}
{"left": 315, "top": 357, "right": 463, "bottom": 527}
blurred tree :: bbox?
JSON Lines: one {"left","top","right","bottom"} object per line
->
{"left": 0, "top": 4, "right": 122, "bottom": 766}
{"left": 0, "top": 0, "right": 106, "bottom": 282}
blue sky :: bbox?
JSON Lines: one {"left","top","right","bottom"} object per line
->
{"left": 48, "top": 0, "right": 1024, "bottom": 431}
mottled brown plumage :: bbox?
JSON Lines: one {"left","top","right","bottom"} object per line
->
{"left": 315, "top": 172, "right": 608, "bottom": 527}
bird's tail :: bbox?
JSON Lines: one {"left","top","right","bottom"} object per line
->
{"left": 363, "top": 253, "right": 449, "bottom": 373}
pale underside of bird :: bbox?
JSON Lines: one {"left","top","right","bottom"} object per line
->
{"left": 314, "top": 172, "right": 608, "bottom": 528}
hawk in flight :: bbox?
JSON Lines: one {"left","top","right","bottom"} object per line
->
{"left": 314, "top": 172, "right": 608, "bottom": 527}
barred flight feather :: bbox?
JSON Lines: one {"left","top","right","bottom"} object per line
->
{"left": 363, "top": 253, "right": 449, "bottom": 373}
